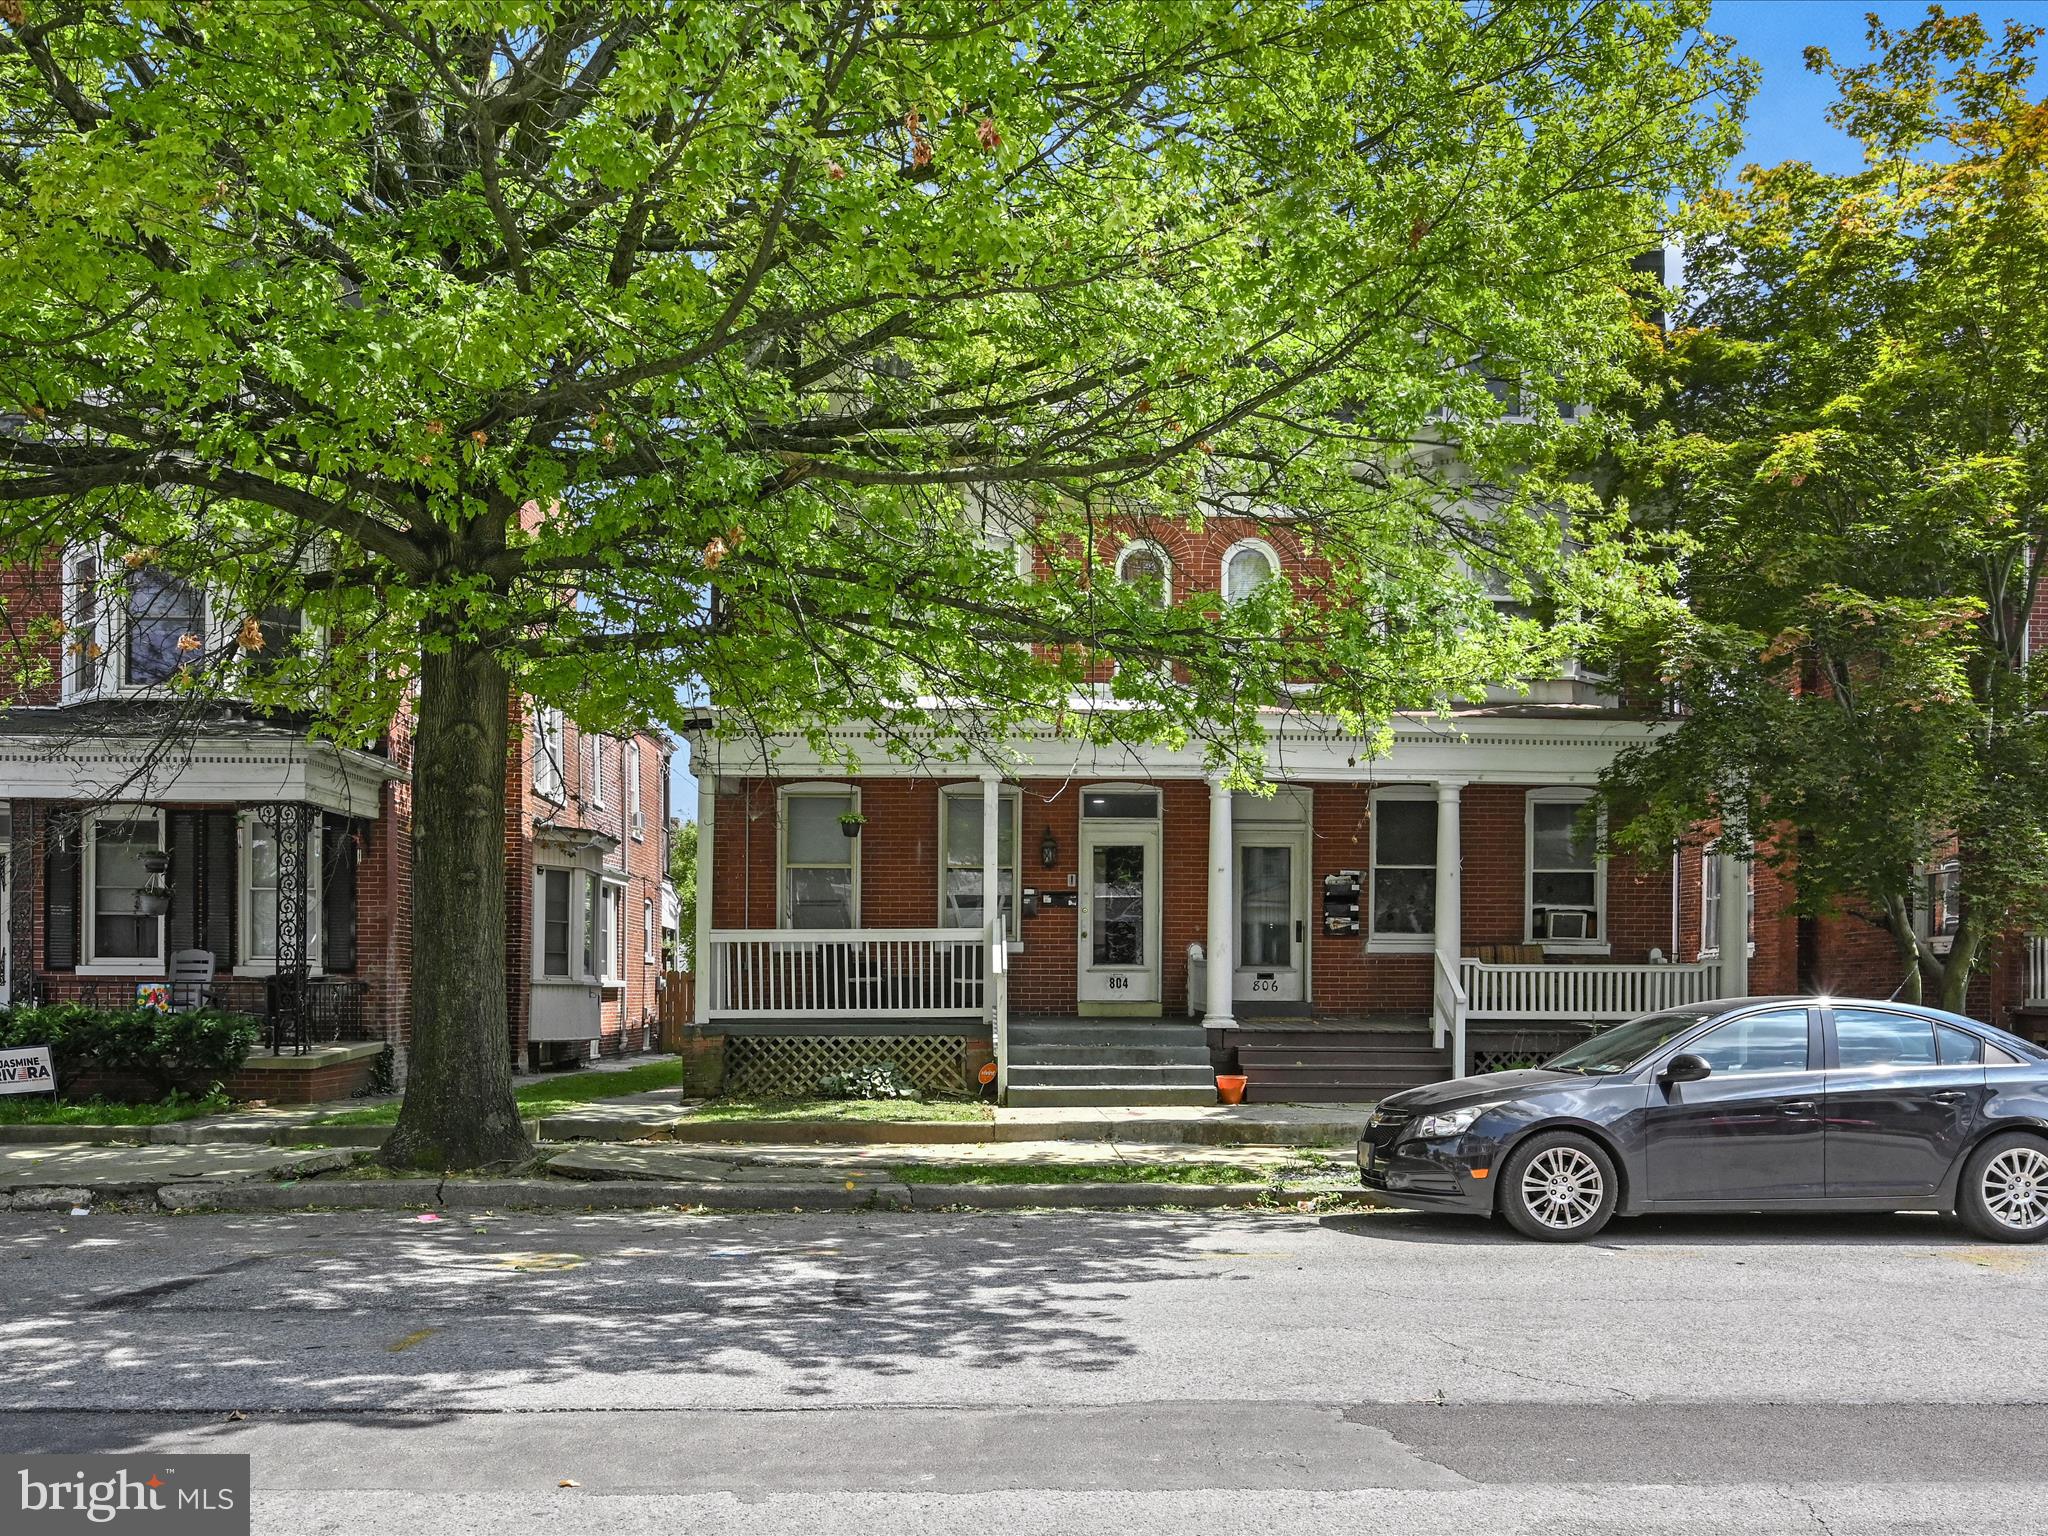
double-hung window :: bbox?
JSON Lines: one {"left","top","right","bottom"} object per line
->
{"left": 643, "top": 898, "right": 656, "bottom": 964}
{"left": 625, "top": 743, "right": 643, "bottom": 838}
{"left": 85, "top": 810, "right": 163, "bottom": 968}
{"left": 240, "top": 808, "right": 323, "bottom": 972}
{"left": 534, "top": 707, "right": 565, "bottom": 801}
{"left": 939, "top": 787, "right": 1020, "bottom": 941}
{"left": 124, "top": 568, "right": 202, "bottom": 686}
{"left": 781, "top": 788, "right": 857, "bottom": 929}
{"left": 1527, "top": 791, "right": 1603, "bottom": 946}
{"left": 1369, "top": 790, "right": 1437, "bottom": 945}
{"left": 599, "top": 880, "right": 626, "bottom": 984}
{"left": 591, "top": 737, "right": 609, "bottom": 809}
{"left": 1700, "top": 844, "right": 1756, "bottom": 958}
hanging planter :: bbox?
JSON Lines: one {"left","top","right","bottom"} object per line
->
{"left": 838, "top": 812, "right": 865, "bottom": 839}
{"left": 136, "top": 883, "right": 172, "bottom": 917}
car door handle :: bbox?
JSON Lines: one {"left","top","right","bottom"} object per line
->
{"left": 1782, "top": 1100, "right": 1819, "bottom": 1115}
{"left": 1930, "top": 1090, "right": 1970, "bottom": 1104}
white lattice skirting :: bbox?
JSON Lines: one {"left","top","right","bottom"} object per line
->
{"left": 722, "top": 1035, "right": 969, "bottom": 1097}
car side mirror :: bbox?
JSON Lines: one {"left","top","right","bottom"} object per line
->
{"left": 1661, "top": 1053, "right": 1712, "bottom": 1086}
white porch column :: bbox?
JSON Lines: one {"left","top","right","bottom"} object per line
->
{"left": 694, "top": 772, "right": 715, "bottom": 1025}
{"left": 1716, "top": 840, "right": 1750, "bottom": 998}
{"left": 1205, "top": 772, "right": 1235, "bottom": 1029}
{"left": 979, "top": 769, "right": 1002, "bottom": 932}
{"left": 1434, "top": 781, "right": 1464, "bottom": 1070}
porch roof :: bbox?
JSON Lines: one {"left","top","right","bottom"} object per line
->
{"left": 682, "top": 700, "right": 1670, "bottom": 786}
{"left": 0, "top": 704, "right": 402, "bottom": 817}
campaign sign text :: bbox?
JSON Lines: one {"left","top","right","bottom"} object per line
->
{"left": 0, "top": 1045, "right": 55, "bottom": 1096}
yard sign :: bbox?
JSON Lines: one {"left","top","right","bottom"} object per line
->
{"left": 0, "top": 1046, "right": 55, "bottom": 1096}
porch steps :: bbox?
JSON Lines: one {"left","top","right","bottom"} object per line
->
{"left": 1005, "top": 1021, "right": 1218, "bottom": 1106}
{"left": 1222, "top": 1019, "right": 1449, "bottom": 1104}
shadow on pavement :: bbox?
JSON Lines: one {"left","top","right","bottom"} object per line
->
{"left": 1320, "top": 1207, "right": 1977, "bottom": 1246}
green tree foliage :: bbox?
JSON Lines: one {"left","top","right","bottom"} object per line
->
{"left": 0, "top": 1, "right": 1741, "bottom": 1163}
{"left": 1599, "top": 8, "right": 2048, "bottom": 1010}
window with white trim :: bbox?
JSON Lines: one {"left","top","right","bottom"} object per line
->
{"left": 1527, "top": 791, "right": 1603, "bottom": 945}
{"left": 582, "top": 871, "right": 600, "bottom": 978}
{"left": 63, "top": 546, "right": 104, "bottom": 697}
{"left": 591, "top": 736, "right": 609, "bottom": 808}
{"left": 538, "top": 868, "right": 573, "bottom": 978}
{"left": 643, "top": 897, "right": 656, "bottom": 964}
{"left": 240, "top": 808, "right": 324, "bottom": 972}
{"left": 939, "top": 786, "right": 1020, "bottom": 941}
{"left": 1115, "top": 540, "right": 1172, "bottom": 602}
{"left": 1221, "top": 540, "right": 1279, "bottom": 603}
{"left": 534, "top": 707, "right": 565, "bottom": 801}
{"left": 781, "top": 788, "right": 858, "bottom": 929}
{"left": 1925, "top": 858, "right": 1960, "bottom": 953}
{"left": 599, "top": 879, "right": 625, "bottom": 983}
{"left": 1699, "top": 844, "right": 1756, "bottom": 958}
{"left": 625, "top": 741, "right": 643, "bottom": 839}
{"left": 85, "top": 810, "right": 164, "bottom": 967}
{"left": 1370, "top": 789, "right": 1437, "bottom": 942}
{"left": 123, "top": 567, "right": 203, "bottom": 687}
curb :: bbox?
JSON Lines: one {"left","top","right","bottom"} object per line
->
{"left": 137, "top": 1178, "right": 1332, "bottom": 1214}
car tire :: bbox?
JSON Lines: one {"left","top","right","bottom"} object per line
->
{"left": 1957, "top": 1131, "right": 2048, "bottom": 1244}
{"left": 1499, "top": 1130, "right": 1619, "bottom": 1242}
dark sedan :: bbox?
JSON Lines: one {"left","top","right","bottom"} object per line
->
{"left": 1357, "top": 997, "right": 2048, "bottom": 1241}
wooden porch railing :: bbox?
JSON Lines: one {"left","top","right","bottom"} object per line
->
{"left": 1433, "top": 950, "right": 1468, "bottom": 1078}
{"left": 705, "top": 928, "right": 990, "bottom": 1021}
{"left": 1460, "top": 958, "right": 1722, "bottom": 1024}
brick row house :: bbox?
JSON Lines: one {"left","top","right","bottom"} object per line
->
{"left": 683, "top": 521, "right": 2048, "bottom": 1106}
{"left": 0, "top": 550, "right": 677, "bottom": 1100}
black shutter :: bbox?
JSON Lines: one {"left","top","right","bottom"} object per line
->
{"left": 44, "top": 825, "right": 79, "bottom": 971}
{"left": 202, "top": 811, "right": 236, "bottom": 966}
{"left": 167, "top": 812, "right": 200, "bottom": 954}
{"left": 322, "top": 817, "right": 358, "bottom": 973}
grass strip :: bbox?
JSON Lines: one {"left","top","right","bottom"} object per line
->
{"left": 0, "top": 1092, "right": 230, "bottom": 1126}
{"left": 319, "top": 1058, "right": 690, "bottom": 1126}
{"left": 686, "top": 1096, "right": 993, "bottom": 1124}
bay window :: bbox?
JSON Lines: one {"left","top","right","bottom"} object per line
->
{"left": 125, "top": 568, "right": 202, "bottom": 686}
{"left": 539, "top": 868, "right": 572, "bottom": 978}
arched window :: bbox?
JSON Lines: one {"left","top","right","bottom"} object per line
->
{"left": 1221, "top": 540, "right": 1279, "bottom": 603}
{"left": 1115, "top": 540, "right": 1172, "bottom": 604}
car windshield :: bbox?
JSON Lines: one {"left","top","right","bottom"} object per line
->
{"left": 1544, "top": 1008, "right": 1721, "bottom": 1075}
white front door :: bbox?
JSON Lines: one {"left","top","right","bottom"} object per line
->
{"left": 1077, "top": 824, "right": 1160, "bottom": 1006}
{"left": 1234, "top": 830, "right": 1308, "bottom": 1004}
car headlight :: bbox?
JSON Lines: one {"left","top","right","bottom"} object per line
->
{"left": 1412, "top": 1104, "right": 1487, "bottom": 1140}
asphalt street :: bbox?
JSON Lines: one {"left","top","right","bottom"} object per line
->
{"left": 1, "top": 1203, "right": 2044, "bottom": 1533}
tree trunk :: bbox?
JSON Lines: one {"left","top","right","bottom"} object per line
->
{"left": 1939, "top": 920, "right": 1986, "bottom": 1016}
{"left": 380, "top": 633, "right": 531, "bottom": 1170}
{"left": 1881, "top": 896, "right": 1924, "bottom": 1004}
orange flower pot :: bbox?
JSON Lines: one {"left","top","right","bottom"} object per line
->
{"left": 1216, "top": 1074, "right": 1247, "bottom": 1106}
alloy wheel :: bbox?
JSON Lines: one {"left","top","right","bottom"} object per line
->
{"left": 1520, "top": 1145, "right": 1606, "bottom": 1232}
{"left": 1981, "top": 1145, "right": 2048, "bottom": 1233}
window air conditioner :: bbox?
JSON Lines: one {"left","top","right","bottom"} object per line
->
{"left": 1544, "top": 910, "right": 1589, "bottom": 941}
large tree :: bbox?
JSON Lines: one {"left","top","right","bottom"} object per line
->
{"left": 1598, "top": 9, "right": 2048, "bottom": 1011}
{"left": 0, "top": 1, "right": 1740, "bottom": 1166}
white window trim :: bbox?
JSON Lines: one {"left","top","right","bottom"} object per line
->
{"left": 625, "top": 742, "right": 644, "bottom": 839}
{"left": 1919, "top": 857, "right": 1961, "bottom": 955}
{"left": 778, "top": 783, "right": 861, "bottom": 929}
{"left": 534, "top": 865, "right": 579, "bottom": 981}
{"left": 643, "top": 897, "right": 656, "bottom": 964}
{"left": 1698, "top": 844, "right": 1757, "bottom": 961}
{"left": 1219, "top": 537, "right": 1281, "bottom": 603}
{"left": 1525, "top": 788, "right": 1609, "bottom": 955}
{"left": 534, "top": 706, "right": 566, "bottom": 802}
{"left": 938, "top": 784, "right": 1024, "bottom": 948}
{"left": 1114, "top": 539, "right": 1174, "bottom": 604}
{"left": 599, "top": 876, "right": 627, "bottom": 985}
{"left": 80, "top": 809, "right": 167, "bottom": 974}
{"left": 1366, "top": 786, "right": 1437, "bottom": 954}
{"left": 63, "top": 552, "right": 214, "bottom": 701}
{"left": 591, "top": 735, "right": 610, "bottom": 809}
{"left": 234, "top": 809, "right": 325, "bottom": 978}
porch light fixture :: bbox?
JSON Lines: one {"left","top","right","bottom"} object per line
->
{"left": 1040, "top": 825, "right": 1058, "bottom": 869}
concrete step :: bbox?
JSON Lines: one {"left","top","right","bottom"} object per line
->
{"left": 1016, "top": 1044, "right": 1213, "bottom": 1067}
{"left": 1006, "top": 1064, "right": 1219, "bottom": 1090}
{"left": 1235, "top": 1046, "right": 1446, "bottom": 1070}
{"left": 1009, "top": 1023, "right": 1209, "bottom": 1049}
{"left": 1242, "top": 1065, "right": 1445, "bottom": 1090}
{"left": 1224, "top": 1029, "right": 1434, "bottom": 1050}
{"left": 1005, "top": 1085, "right": 1221, "bottom": 1107}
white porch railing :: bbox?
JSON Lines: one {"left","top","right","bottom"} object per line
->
{"left": 987, "top": 918, "right": 1010, "bottom": 1100}
{"left": 1460, "top": 958, "right": 1722, "bottom": 1024}
{"left": 1433, "top": 950, "right": 1468, "bottom": 1078}
{"left": 705, "top": 927, "right": 989, "bottom": 1021}
{"left": 2027, "top": 934, "right": 2048, "bottom": 1009}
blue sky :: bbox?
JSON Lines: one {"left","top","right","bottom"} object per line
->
{"left": 666, "top": 2, "right": 2048, "bottom": 827}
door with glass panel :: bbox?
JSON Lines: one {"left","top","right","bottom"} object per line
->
{"left": 1076, "top": 787, "right": 1161, "bottom": 1008}
{"left": 1234, "top": 830, "right": 1307, "bottom": 1004}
